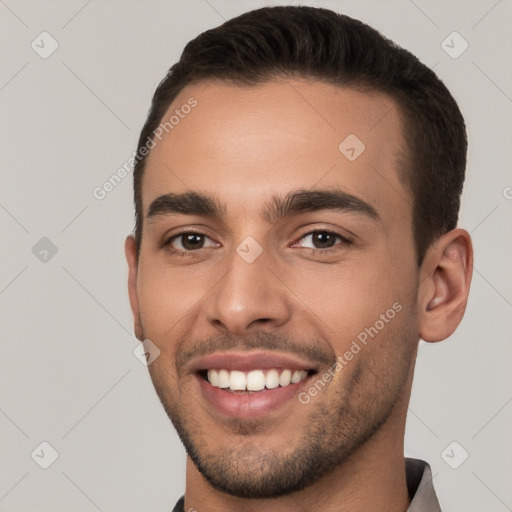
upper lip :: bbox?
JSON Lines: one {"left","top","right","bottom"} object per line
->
{"left": 189, "top": 350, "right": 318, "bottom": 374}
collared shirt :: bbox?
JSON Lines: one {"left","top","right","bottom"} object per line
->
{"left": 406, "top": 458, "right": 442, "bottom": 511}
{"left": 172, "top": 457, "right": 441, "bottom": 511}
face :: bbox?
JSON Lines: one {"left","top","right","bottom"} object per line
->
{"left": 127, "top": 79, "right": 422, "bottom": 498}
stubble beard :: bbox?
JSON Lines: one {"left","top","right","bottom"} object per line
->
{"left": 147, "top": 317, "right": 417, "bottom": 499}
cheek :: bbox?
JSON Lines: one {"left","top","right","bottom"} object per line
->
{"left": 136, "top": 264, "right": 200, "bottom": 339}
{"left": 285, "top": 260, "right": 406, "bottom": 344}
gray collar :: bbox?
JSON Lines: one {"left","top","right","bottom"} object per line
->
{"left": 406, "top": 458, "right": 442, "bottom": 511}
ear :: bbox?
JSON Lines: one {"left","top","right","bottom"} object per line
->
{"left": 125, "top": 234, "right": 143, "bottom": 341}
{"left": 418, "top": 228, "right": 473, "bottom": 343}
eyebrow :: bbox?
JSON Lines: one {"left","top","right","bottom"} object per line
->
{"left": 146, "top": 189, "right": 380, "bottom": 224}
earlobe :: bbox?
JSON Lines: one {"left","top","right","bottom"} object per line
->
{"left": 418, "top": 229, "right": 473, "bottom": 343}
{"left": 124, "top": 234, "right": 143, "bottom": 341}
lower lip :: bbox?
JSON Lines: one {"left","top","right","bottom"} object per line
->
{"left": 196, "top": 374, "right": 312, "bottom": 419}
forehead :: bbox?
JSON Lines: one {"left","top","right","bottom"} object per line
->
{"left": 142, "top": 79, "right": 411, "bottom": 225}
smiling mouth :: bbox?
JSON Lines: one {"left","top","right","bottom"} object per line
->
{"left": 198, "top": 368, "right": 317, "bottom": 393}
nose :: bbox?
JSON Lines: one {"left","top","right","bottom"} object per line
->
{"left": 204, "top": 247, "right": 292, "bottom": 335}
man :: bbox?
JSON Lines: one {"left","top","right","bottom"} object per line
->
{"left": 124, "top": 6, "right": 473, "bottom": 511}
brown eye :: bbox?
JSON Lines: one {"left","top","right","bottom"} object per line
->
{"left": 167, "top": 233, "right": 217, "bottom": 251}
{"left": 181, "top": 234, "right": 205, "bottom": 250}
{"left": 311, "top": 231, "right": 337, "bottom": 249}
{"left": 297, "top": 230, "right": 349, "bottom": 250}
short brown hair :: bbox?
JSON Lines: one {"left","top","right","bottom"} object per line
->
{"left": 132, "top": 6, "right": 467, "bottom": 266}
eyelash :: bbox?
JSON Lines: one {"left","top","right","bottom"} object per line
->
{"left": 162, "top": 231, "right": 218, "bottom": 257}
{"left": 162, "top": 229, "right": 353, "bottom": 256}
{"left": 294, "top": 230, "right": 353, "bottom": 254}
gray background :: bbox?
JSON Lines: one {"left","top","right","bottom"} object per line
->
{"left": 1, "top": 0, "right": 511, "bottom": 510}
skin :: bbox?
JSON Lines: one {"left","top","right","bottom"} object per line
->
{"left": 125, "top": 79, "right": 473, "bottom": 512}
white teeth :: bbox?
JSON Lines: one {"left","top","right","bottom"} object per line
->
{"left": 279, "top": 369, "right": 292, "bottom": 387}
{"left": 207, "top": 369, "right": 219, "bottom": 387}
{"left": 218, "top": 369, "right": 230, "bottom": 388}
{"left": 291, "top": 370, "right": 308, "bottom": 384}
{"left": 247, "top": 370, "right": 266, "bottom": 391}
{"left": 229, "top": 371, "right": 246, "bottom": 391}
{"left": 206, "top": 368, "right": 309, "bottom": 391}
{"left": 265, "top": 369, "right": 280, "bottom": 389}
